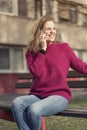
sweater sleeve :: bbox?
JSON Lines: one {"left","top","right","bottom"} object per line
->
{"left": 26, "top": 50, "right": 46, "bottom": 77}
{"left": 64, "top": 43, "right": 87, "bottom": 74}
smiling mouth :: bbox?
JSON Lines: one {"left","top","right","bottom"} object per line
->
{"left": 49, "top": 35, "right": 55, "bottom": 38}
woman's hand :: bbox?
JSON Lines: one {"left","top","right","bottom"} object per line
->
{"left": 39, "top": 32, "right": 47, "bottom": 50}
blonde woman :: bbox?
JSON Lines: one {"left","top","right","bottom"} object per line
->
{"left": 12, "top": 14, "right": 87, "bottom": 130}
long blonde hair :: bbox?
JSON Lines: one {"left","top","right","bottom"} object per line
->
{"left": 26, "top": 14, "right": 54, "bottom": 53}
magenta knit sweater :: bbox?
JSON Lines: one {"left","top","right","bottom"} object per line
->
{"left": 26, "top": 43, "right": 87, "bottom": 102}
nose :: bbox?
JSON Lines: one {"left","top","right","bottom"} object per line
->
{"left": 50, "top": 28, "right": 55, "bottom": 33}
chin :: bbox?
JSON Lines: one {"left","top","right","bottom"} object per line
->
{"left": 49, "top": 40, "right": 55, "bottom": 42}
{"left": 47, "top": 38, "right": 55, "bottom": 42}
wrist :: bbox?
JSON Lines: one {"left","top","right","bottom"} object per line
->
{"left": 42, "top": 47, "right": 46, "bottom": 51}
{"left": 40, "top": 49, "right": 46, "bottom": 54}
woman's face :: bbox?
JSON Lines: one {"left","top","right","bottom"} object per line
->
{"left": 42, "top": 20, "right": 57, "bottom": 43}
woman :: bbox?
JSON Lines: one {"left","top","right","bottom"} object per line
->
{"left": 12, "top": 14, "right": 87, "bottom": 130}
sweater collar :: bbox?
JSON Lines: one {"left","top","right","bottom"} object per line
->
{"left": 47, "top": 42, "right": 57, "bottom": 48}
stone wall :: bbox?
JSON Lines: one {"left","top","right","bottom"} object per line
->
{"left": 58, "top": 23, "right": 87, "bottom": 50}
{"left": 0, "top": 14, "right": 34, "bottom": 45}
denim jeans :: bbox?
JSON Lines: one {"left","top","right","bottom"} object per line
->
{"left": 12, "top": 95, "right": 68, "bottom": 130}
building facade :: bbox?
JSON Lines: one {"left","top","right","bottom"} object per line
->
{"left": 0, "top": 0, "right": 87, "bottom": 74}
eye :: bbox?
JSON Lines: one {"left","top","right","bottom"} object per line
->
{"left": 53, "top": 27, "right": 57, "bottom": 30}
{"left": 46, "top": 28, "right": 50, "bottom": 30}
{"left": 44, "top": 27, "right": 57, "bottom": 31}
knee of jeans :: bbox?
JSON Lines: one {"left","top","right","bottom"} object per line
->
{"left": 28, "top": 104, "right": 41, "bottom": 117}
{"left": 12, "top": 97, "right": 22, "bottom": 109}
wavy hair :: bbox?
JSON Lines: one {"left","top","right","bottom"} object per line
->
{"left": 26, "top": 14, "right": 55, "bottom": 53}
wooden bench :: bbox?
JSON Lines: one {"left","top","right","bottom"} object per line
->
{"left": 0, "top": 70, "right": 87, "bottom": 130}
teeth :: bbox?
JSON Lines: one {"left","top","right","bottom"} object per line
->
{"left": 49, "top": 35, "right": 54, "bottom": 37}
{"left": 50, "top": 35, "right": 53, "bottom": 36}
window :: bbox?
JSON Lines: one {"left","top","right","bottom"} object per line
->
{"left": 0, "top": 0, "right": 18, "bottom": 15}
{"left": 0, "top": 46, "right": 27, "bottom": 73}
{"left": 58, "top": 2, "right": 77, "bottom": 23}
{"left": 69, "top": 6, "right": 77, "bottom": 23}
{"left": 0, "top": 48, "right": 10, "bottom": 69}
{"left": 82, "top": 14, "right": 87, "bottom": 27}
{"left": 18, "top": 0, "right": 27, "bottom": 16}
{"left": 12, "top": 49, "right": 24, "bottom": 70}
{"left": 82, "top": 51, "right": 87, "bottom": 63}
{"left": 34, "top": 0, "right": 42, "bottom": 18}
{"left": 74, "top": 49, "right": 87, "bottom": 63}
{"left": 0, "top": 0, "right": 13, "bottom": 13}
{"left": 58, "top": 3, "right": 70, "bottom": 22}
{"left": 45, "top": 0, "right": 53, "bottom": 14}
{"left": 78, "top": 50, "right": 87, "bottom": 63}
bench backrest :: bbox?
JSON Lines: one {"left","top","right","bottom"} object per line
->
{"left": 15, "top": 71, "right": 87, "bottom": 89}
{"left": 15, "top": 73, "right": 33, "bottom": 89}
{"left": 67, "top": 71, "right": 87, "bottom": 88}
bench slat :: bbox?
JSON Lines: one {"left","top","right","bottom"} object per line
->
{"left": 17, "top": 71, "right": 87, "bottom": 79}
{"left": 68, "top": 80, "right": 87, "bottom": 88}
{"left": 15, "top": 82, "right": 32, "bottom": 88}
{"left": 58, "top": 109, "right": 87, "bottom": 118}
{"left": 0, "top": 93, "right": 26, "bottom": 111}
{"left": 17, "top": 73, "right": 33, "bottom": 79}
{"left": 15, "top": 81, "right": 87, "bottom": 89}
{"left": 68, "top": 71, "right": 87, "bottom": 78}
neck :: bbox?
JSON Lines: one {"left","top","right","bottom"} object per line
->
{"left": 47, "top": 41, "right": 53, "bottom": 45}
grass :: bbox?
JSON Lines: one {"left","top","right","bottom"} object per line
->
{"left": 46, "top": 116, "right": 87, "bottom": 130}
{"left": 0, "top": 120, "right": 18, "bottom": 130}
{"left": 68, "top": 94, "right": 87, "bottom": 108}
{"left": 0, "top": 93, "right": 87, "bottom": 130}
{"left": 0, "top": 116, "right": 87, "bottom": 130}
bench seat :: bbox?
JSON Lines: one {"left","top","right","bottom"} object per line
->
{"left": 0, "top": 93, "right": 87, "bottom": 118}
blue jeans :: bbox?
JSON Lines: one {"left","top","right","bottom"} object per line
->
{"left": 12, "top": 95, "right": 68, "bottom": 130}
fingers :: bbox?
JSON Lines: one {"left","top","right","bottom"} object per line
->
{"left": 40, "top": 32, "right": 47, "bottom": 41}
{"left": 39, "top": 32, "right": 47, "bottom": 50}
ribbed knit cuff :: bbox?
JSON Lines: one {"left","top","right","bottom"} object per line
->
{"left": 40, "top": 49, "right": 46, "bottom": 54}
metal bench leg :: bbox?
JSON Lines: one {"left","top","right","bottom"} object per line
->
{"left": 41, "top": 117, "right": 45, "bottom": 130}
